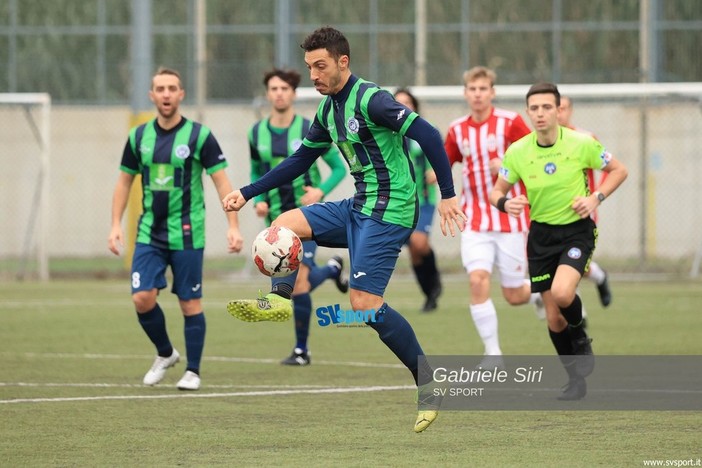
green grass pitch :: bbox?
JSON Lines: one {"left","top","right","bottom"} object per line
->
{"left": 1, "top": 274, "right": 700, "bottom": 466}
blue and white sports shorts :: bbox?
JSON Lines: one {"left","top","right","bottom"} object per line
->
{"left": 131, "top": 243, "right": 204, "bottom": 300}
{"left": 414, "top": 203, "right": 436, "bottom": 235}
{"left": 301, "top": 240, "right": 317, "bottom": 268}
{"left": 300, "top": 198, "right": 412, "bottom": 296}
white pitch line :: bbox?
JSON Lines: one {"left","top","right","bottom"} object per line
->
{"left": 6, "top": 352, "right": 404, "bottom": 369}
{"left": 0, "top": 382, "right": 330, "bottom": 389}
{"left": 0, "top": 385, "right": 415, "bottom": 404}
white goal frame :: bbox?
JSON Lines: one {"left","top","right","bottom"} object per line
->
{"left": 297, "top": 82, "right": 702, "bottom": 102}
{"left": 0, "top": 93, "right": 51, "bottom": 281}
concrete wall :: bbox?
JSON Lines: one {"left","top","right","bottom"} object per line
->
{"left": 1, "top": 100, "right": 701, "bottom": 263}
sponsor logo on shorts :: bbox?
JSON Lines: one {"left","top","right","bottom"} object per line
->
{"left": 531, "top": 273, "right": 551, "bottom": 283}
{"left": 568, "top": 247, "right": 582, "bottom": 259}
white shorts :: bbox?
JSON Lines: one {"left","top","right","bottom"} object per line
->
{"left": 460, "top": 230, "right": 529, "bottom": 288}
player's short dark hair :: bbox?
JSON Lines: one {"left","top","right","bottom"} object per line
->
{"left": 153, "top": 66, "right": 182, "bottom": 89}
{"left": 394, "top": 88, "right": 420, "bottom": 114}
{"left": 300, "top": 26, "right": 350, "bottom": 61}
{"left": 263, "top": 68, "right": 301, "bottom": 90}
{"left": 526, "top": 82, "right": 560, "bottom": 106}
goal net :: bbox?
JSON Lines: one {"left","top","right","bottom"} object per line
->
{"left": 0, "top": 93, "right": 51, "bottom": 281}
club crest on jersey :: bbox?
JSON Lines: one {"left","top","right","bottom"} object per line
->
{"left": 544, "top": 162, "right": 557, "bottom": 174}
{"left": 175, "top": 144, "right": 191, "bottom": 159}
{"left": 290, "top": 139, "right": 303, "bottom": 152}
{"left": 347, "top": 117, "right": 360, "bottom": 134}
{"left": 567, "top": 247, "right": 582, "bottom": 259}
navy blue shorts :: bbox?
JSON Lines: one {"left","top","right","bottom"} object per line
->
{"left": 300, "top": 198, "right": 412, "bottom": 296}
{"left": 414, "top": 203, "right": 436, "bottom": 235}
{"left": 301, "top": 240, "right": 317, "bottom": 268}
{"left": 131, "top": 243, "right": 204, "bottom": 300}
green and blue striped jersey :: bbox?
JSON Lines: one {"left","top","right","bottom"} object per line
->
{"left": 119, "top": 117, "right": 227, "bottom": 250}
{"left": 303, "top": 76, "right": 419, "bottom": 228}
{"left": 406, "top": 138, "right": 437, "bottom": 207}
{"left": 248, "top": 115, "right": 345, "bottom": 225}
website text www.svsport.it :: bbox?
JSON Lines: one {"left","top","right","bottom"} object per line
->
{"left": 643, "top": 459, "right": 701, "bottom": 467}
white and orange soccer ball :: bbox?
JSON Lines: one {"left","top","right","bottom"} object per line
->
{"left": 251, "top": 226, "right": 303, "bottom": 277}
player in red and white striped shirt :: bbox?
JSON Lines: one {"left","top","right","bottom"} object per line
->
{"left": 558, "top": 96, "right": 612, "bottom": 308}
{"left": 444, "top": 66, "right": 543, "bottom": 362}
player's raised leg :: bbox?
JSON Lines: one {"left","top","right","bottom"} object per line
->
{"left": 227, "top": 209, "right": 312, "bottom": 322}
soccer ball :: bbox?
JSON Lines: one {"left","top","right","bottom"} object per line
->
{"left": 251, "top": 226, "right": 303, "bottom": 277}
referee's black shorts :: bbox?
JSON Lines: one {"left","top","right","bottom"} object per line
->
{"left": 527, "top": 218, "right": 597, "bottom": 293}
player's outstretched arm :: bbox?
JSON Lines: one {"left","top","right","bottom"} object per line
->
{"left": 222, "top": 189, "right": 248, "bottom": 212}
{"left": 437, "top": 196, "right": 467, "bottom": 237}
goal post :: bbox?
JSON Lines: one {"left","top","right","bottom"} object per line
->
{"left": 0, "top": 93, "right": 51, "bottom": 281}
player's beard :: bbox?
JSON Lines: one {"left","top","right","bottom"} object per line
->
{"left": 158, "top": 102, "right": 177, "bottom": 119}
{"left": 316, "top": 68, "right": 342, "bottom": 96}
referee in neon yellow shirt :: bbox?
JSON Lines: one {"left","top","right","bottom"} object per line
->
{"left": 490, "top": 82, "right": 628, "bottom": 401}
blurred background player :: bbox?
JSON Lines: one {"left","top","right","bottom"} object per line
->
{"left": 491, "top": 82, "right": 627, "bottom": 400}
{"left": 393, "top": 88, "right": 442, "bottom": 312}
{"left": 250, "top": 68, "right": 349, "bottom": 366}
{"left": 444, "top": 66, "right": 544, "bottom": 364}
{"left": 108, "top": 67, "right": 244, "bottom": 391}
{"left": 558, "top": 95, "right": 612, "bottom": 308}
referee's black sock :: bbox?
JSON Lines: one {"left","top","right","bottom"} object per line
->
{"left": 549, "top": 327, "right": 574, "bottom": 355}
{"left": 412, "top": 257, "right": 431, "bottom": 297}
{"left": 424, "top": 249, "right": 441, "bottom": 292}
{"left": 559, "top": 292, "right": 583, "bottom": 325}
{"left": 413, "top": 249, "right": 441, "bottom": 299}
